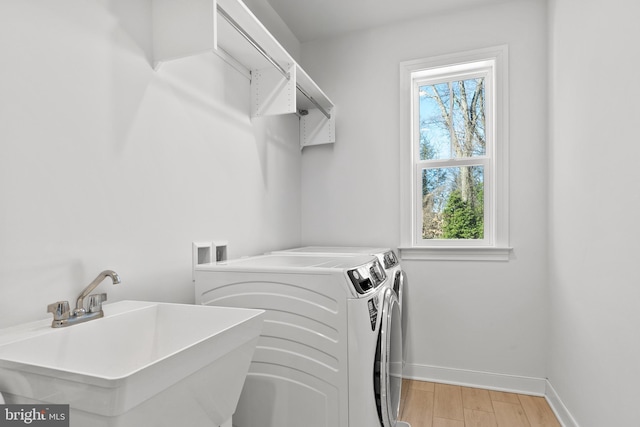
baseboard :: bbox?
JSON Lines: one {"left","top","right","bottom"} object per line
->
{"left": 545, "top": 380, "right": 579, "bottom": 427}
{"left": 403, "top": 363, "right": 547, "bottom": 395}
{"left": 403, "top": 363, "right": 579, "bottom": 427}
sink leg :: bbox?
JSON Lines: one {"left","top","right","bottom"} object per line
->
{"left": 220, "top": 418, "right": 232, "bottom": 427}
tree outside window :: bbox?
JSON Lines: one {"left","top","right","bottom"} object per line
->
{"left": 418, "top": 77, "right": 487, "bottom": 240}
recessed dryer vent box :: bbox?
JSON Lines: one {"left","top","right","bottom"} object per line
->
{"left": 213, "top": 241, "right": 228, "bottom": 262}
{"left": 192, "top": 242, "right": 213, "bottom": 280}
{"left": 192, "top": 241, "right": 228, "bottom": 280}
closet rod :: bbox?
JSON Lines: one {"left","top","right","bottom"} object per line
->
{"left": 296, "top": 84, "right": 331, "bottom": 120}
{"left": 217, "top": 4, "right": 331, "bottom": 120}
{"left": 217, "top": 5, "right": 290, "bottom": 80}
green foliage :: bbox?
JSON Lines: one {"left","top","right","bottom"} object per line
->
{"left": 441, "top": 185, "right": 484, "bottom": 239}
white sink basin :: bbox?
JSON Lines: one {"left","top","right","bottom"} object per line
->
{"left": 0, "top": 301, "right": 264, "bottom": 427}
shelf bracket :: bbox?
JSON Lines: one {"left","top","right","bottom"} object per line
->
{"left": 251, "top": 64, "right": 296, "bottom": 117}
{"left": 300, "top": 107, "right": 336, "bottom": 148}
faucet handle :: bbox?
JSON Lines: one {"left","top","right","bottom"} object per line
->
{"left": 47, "top": 301, "right": 70, "bottom": 321}
{"left": 87, "top": 293, "right": 107, "bottom": 313}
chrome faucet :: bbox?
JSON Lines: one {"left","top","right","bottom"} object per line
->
{"left": 47, "top": 270, "right": 121, "bottom": 328}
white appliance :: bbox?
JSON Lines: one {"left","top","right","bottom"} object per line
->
{"left": 270, "top": 246, "right": 406, "bottom": 312}
{"left": 271, "top": 246, "right": 408, "bottom": 368}
{"left": 194, "top": 254, "right": 405, "bottom": 427}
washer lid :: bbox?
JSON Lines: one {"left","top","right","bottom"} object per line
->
{"left": 273, "top": 247, "right": 400, "bottom": 271}
{"left": 196, "top": 253, "right": 377, "bottom": 271}
{"left": 276, "top": 246, "right": 391, "bottom": 255}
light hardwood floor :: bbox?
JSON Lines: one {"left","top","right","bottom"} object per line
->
{"left": 398, "top": 380, "right": 561, "bottom": 427}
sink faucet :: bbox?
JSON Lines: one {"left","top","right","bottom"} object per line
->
{"left": 47, "top": 270, "right": 121, "bottom": 328}
{"left": 74, "top": 270, "right": 121, "bottom": 315}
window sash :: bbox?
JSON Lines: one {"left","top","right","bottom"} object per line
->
{"left": 411, "top": 66, "right": 495, "bottom": 247}
{"left": 414, "top": 158, "right": 493, "bottom": 247}
{"left": 413, "top": 71, "right": 494, "bottom": 163}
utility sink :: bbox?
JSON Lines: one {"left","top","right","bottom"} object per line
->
{"left": 0, "top": 301, "right": 264, "bottom": 427}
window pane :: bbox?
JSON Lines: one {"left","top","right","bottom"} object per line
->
{"left": 419, "top": 78, "right": 486, "bottom": 161}
{"left": 422, "top": 166, "right": 484, "bottom": 240}
{"left": 419, "top": 83, "right": 450, "bottom": 160}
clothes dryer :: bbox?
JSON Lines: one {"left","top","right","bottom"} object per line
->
{"left": 194, "top": 254, "right": 406, "bottom": 427}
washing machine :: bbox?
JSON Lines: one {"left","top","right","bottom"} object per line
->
{"left": 270, "top": 246, "right": 406, "bottom": 312}
{"left": 194, "top": 254, "right": 406, "bottom": 427}
{"left": 270, "top": 246, "right": 408, "bottom": 368}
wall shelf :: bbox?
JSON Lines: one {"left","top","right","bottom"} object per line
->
{"left": 151, "top": 0, "right": 336, "bottom": 148}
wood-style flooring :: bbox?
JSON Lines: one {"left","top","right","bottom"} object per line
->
{"left": 398, "top": 380, "right": 561, "bottom": 427}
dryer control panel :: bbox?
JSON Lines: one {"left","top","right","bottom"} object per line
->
{"left": 347, "top": 259, "right": 386, "bottom": 295}
{"left": 382, "top": 250, "right": 399, "bottom": 269}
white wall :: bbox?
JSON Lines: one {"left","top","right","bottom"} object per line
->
{"left": 0, "top": 0, "right": 302, "bottom": 329}
{"left": 548, "top": 0, "right": 640, "bottom": 425}
{"left": 300, "top": 0, "right": 549, "bottom": 385}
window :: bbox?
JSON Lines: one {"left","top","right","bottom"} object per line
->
{"left": 399, "top": 47, "right": 510, "bottom": 261}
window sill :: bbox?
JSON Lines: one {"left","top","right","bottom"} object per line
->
{"left": 398, "top": 246, "right": 513, "bottom": 262}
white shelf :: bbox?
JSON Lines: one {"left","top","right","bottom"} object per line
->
{"left": 151, "top": 0, "right": 336, "bottom": 148}
{"left": 216, "top": 0, "right": 292, "bottom": 74}
{"left": 296, "top": 65, "right": 335, "bottom": 147}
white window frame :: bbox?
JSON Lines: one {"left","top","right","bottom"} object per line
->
{"left": 399, "top": 46, "right": 511, "bottom": 261}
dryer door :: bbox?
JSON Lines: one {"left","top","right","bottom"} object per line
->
{"left": 377, "top": 288, "right": 403, "bottom": 427}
